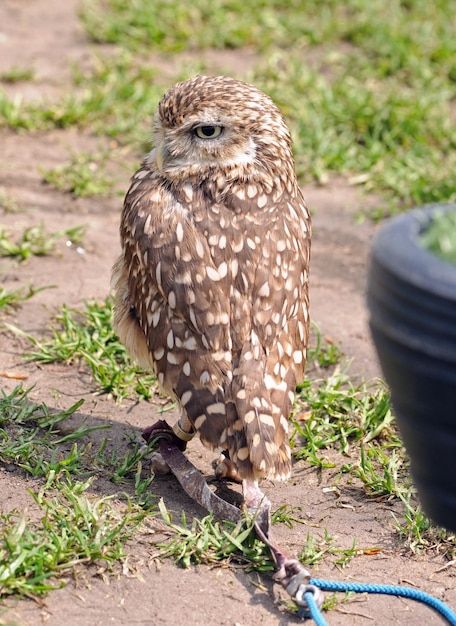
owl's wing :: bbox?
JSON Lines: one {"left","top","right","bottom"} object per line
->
{"left": 251, "top": 190, "right": 311, "bottom": 380}
{"left": 113, "top": 169, "right": 232, "bottom": 439}
{"left": 224, "top": 189, "right": 311, "bottom": 480}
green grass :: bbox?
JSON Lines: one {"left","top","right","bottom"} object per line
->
{"left": 2, "top": 0, "right": 456, "bottom": 606}
{"left": 292, "top": 368, "right": 455, "bottom": 558}
{"left": 0, "top": 473, "right": 146, "bottom": 597}
{"left": 40, "top": 151, "right": 116, "bottom": 198}
{"left": 1, "top": 2, "right": 456, "bottom": 210}
{"left": 9, "top": 300, "right": 455, "bottom": 558}
{"left": 252, "top": 54, "right": 456, "bottom": 210}
{"left": 0, "top": 385, "right": 103, "bottom": 477}
{"left": 292, "top": 371, "right": 398, "bottom": 466}
{"left": 0, "top": 223, "right": 85, "bottom": 261}
{"left": 0, "top": 67, "right": 35, "bottom": 83}
{"left": 0, "top": 188, "right": 21, "bottom": 213}
{"left": 154, "top": 500, "right": 274, "bottom": 570}
{"left": 343, "top": 445, "right": 409, "bottom": 499}
{"left": 153, "top": 500, "right": 369, "bottom": 573}
{"left": 78, "top": 0, "right": 456, "bottom": 66}
{"left": 307, "top": 323, "right": 343, "bottom": 368}
{"left": 0, "top": 384, "right": 158, "bottom": 596}
{"left": 6, "top": 299, "right": 157, "bottom": 400}
{"left": 0, "top": 285, "right": 49, "bottom": 313}
{"left": 0, "top": 54, "right": 164, "bottom": 150}
{"left": 0, "top": 384, "right": 156, "bottom": 498}
{"left": 75, "top": 0, "right": 456, "bottom": 211}
{"left": 1, "top": 361, "right": 455, "bottom": 604}
{"left": 420, "top": 208, "right": 456, "bottom": 263}
{"left": 393, "top": 494, "right": 456, "bottom": 556}
{"left": 78, "top": 0, "right": 334, "bottom": 52}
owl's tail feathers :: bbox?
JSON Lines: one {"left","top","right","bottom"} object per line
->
{"left": 227, "top": 361, "right": 292, "bottom": 482}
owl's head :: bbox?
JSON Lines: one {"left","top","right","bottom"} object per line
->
{"left": 149, "top": 75, "right": 296, "bottom": 185}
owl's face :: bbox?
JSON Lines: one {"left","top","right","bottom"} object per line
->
{"left": 148, "top": 75, "right": 295, "bottom": 184}
{"left": 154, "top": 103, "right": 257, "bottom": 173}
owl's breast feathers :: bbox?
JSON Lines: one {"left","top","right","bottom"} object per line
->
{"left": 112, "top": 165, "right": 310, "bottom": 480}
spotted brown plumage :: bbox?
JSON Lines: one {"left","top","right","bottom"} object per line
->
{"left": 112, "top": 75, "right": 310, "bottom": 487}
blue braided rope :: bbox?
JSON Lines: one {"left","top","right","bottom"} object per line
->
{"left": 303, "top": 590, "right": 329, "bottom": 626}
{"left": 306, "top": 578, "right": 456, "bottom": 625}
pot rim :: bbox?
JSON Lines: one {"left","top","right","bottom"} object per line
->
{"left": 371, "top": 203, "right": 456, "bottom": 301}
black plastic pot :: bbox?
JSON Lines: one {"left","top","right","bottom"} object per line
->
{"left": 367, "top": 204, "right": 456, "bottom": 532}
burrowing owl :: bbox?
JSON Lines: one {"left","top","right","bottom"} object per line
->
{"left": 112, "top": 75, "right": 310, "bottom": 507}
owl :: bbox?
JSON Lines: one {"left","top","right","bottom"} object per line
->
{"left": 112, "top": 75, "right": 311, "bottom": 509}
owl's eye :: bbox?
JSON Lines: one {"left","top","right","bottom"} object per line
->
{"left": 194, "top": 125, "right": 224, "bottom": 139}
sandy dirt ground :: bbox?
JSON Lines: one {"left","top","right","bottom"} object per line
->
{"left": 0, "top": 2, "right": 455, "bottom": 625}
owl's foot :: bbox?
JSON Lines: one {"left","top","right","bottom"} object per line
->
{"left": 243, "top": 479, "right": 270, "bottom": 514}
{"left": 213, "top": 452, "right": 243, "bottom": 482}
{"left": 148, "top": 451, "right": 172, "bottom": 475}
{"left": 142, "top": 418, "right": 194, "bottom": 451}
{"left": 142, "top": 418, "right": 193, "bottom": 475}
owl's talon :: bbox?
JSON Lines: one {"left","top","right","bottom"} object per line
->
{"left": 213, "top": 453, "right": 242, "bottom": 482}
{"left": 149, "top": 451, "right": 172, "bottom": 475}
{"left": 142, "top": 419, "right": 187, "bottom": 451}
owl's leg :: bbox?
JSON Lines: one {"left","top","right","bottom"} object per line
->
{"left": 215, "top": 462, "right": 270, "bottom": 515}
{"left": 242, "top": 479, "right": 269, "bottom": 513}
{"left": 173, "top": 412, "right": 196, "bottom": 443}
